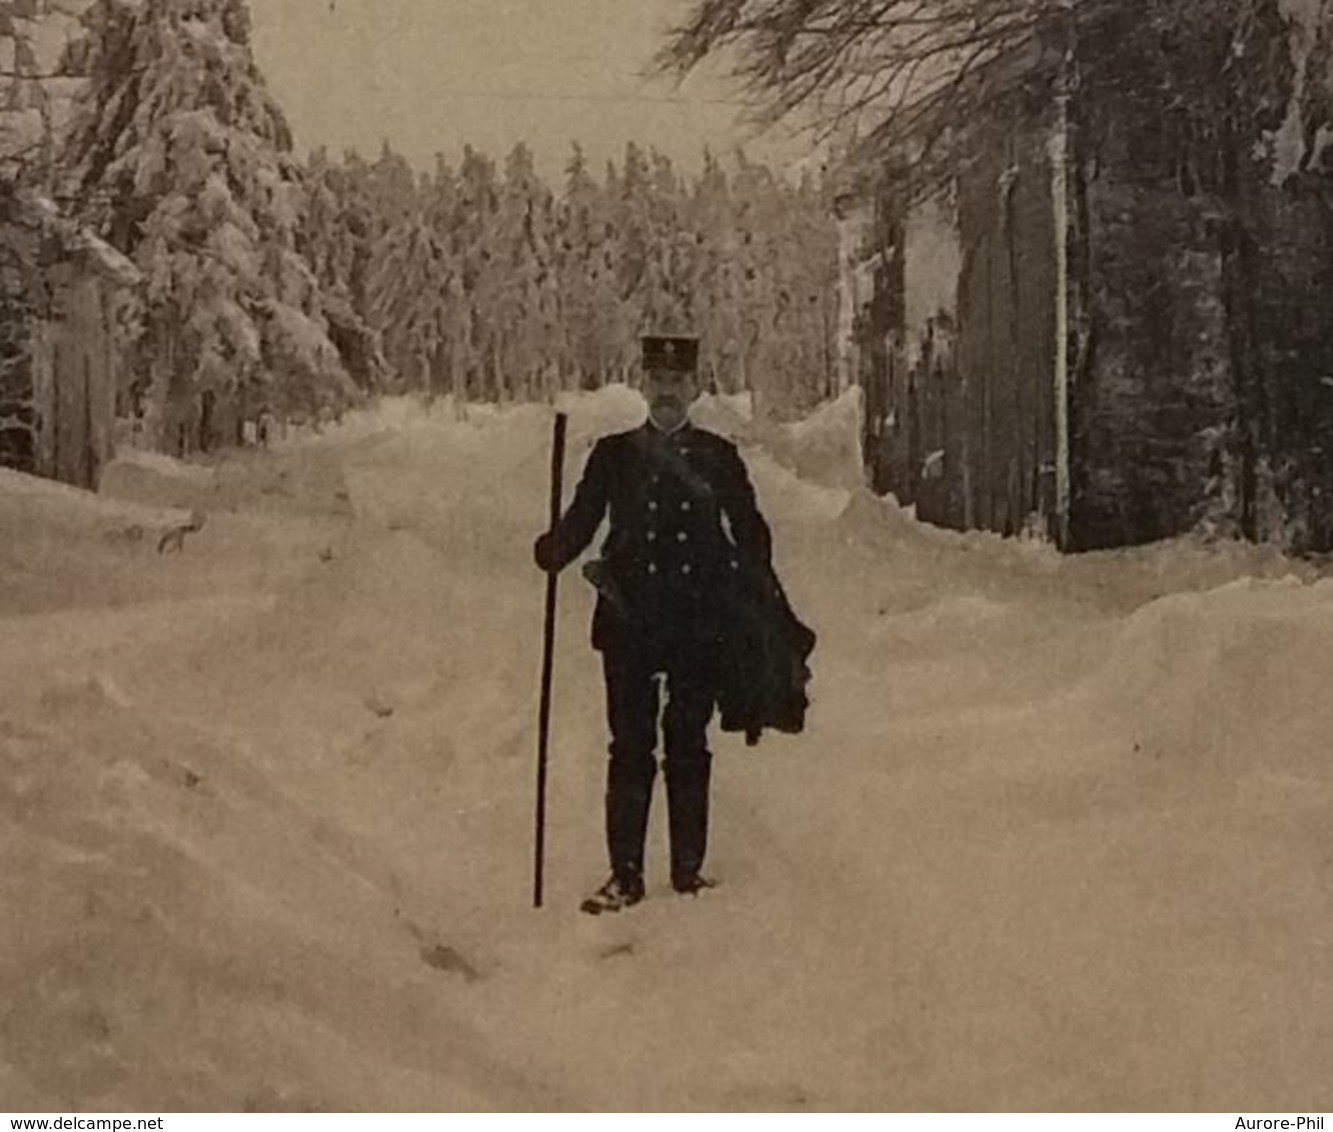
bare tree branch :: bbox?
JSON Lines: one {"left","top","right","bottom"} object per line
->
{"left": 657, "top": 0, "right": 1080, "bottom": 191}
{"left": 659, "top": 0, "right": 1301, "bottom": 205}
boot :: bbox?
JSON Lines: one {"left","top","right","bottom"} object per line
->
{"left": 665, "top": 756, "right": 711, "bottom": 891}
{"left": 605, "top": 753, "right": 655, "bottom": 889}
{"left": 580, "top": 871, "right": 646, "bottom": 915}
{"left": 671, "top": 870, "right": 717, "bottom": 896}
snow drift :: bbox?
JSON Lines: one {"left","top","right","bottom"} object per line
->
{"left": 2, "top": 386, "right": 1331, "bottom": 1110}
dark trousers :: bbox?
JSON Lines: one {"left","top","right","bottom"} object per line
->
{"left": 602, "top": 644, "right": 715, "bottom": 884}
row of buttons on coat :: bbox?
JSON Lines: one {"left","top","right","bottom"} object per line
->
{"left": 644, "top": 456, "right": 709, "bottom": 576}
{"left": 647, "top": 492, "right": 693, "bottom": 577}
{"left": 643, "top": 560, "right": 741, "bottom": 575}
{"left": 646, "top": 562, "right": 692, "bottom": 575}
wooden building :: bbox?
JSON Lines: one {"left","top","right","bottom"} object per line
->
{"left": 853, "top": 46, "right": 1333, "bottom": 553}
{"left": 0, "top": 188, "right": 139, "bottom": 490}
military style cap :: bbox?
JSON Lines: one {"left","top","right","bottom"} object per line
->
{"left": 642, "top": 335, "right": 699, "bottom": 373}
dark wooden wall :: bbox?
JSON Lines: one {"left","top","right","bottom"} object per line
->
{"left": 860, "top": 117, "right": 1058, "bottom": 538}
{"left": 952, "top": 121, "right": 1058, "bottom": 538}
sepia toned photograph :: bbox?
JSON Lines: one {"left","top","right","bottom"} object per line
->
{"left": 2, "top": 0, "right": 1332, "bottom": 1116}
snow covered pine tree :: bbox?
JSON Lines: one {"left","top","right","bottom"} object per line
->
{"left": 62, "top": 0, "right": 357, "bottom": 452}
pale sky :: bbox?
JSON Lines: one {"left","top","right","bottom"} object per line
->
{"left": 247, "top": 0, "right": 819, "bottom": 180}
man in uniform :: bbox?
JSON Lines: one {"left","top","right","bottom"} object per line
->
{"left": 534, "top": 335, "right": 774, "bottom": 914}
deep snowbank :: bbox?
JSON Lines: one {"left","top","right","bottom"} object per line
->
{"left": 1077, "top": 576, "right": 1333, "bottom": 772}
{"left": 0, "top": 677, "right": 558, "bottom": 1110}
{"left": 3, "top": 385, "right": 1331, "bottom": 1110}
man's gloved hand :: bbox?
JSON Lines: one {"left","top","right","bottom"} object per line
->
{"left": 533, "top": 532, "right": 557, "bottom": 572}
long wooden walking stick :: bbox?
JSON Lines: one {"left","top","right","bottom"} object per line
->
{"left": 533, "top": 411, "right": 568, "bottom": 909}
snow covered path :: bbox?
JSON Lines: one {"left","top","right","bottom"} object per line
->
{"left": 3, "top": 392, "right": 1331, "bottom": 1111}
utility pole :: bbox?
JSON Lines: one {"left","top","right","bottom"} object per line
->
{"left": 1049, "top": 1, "right": 1076, "bottom": 550}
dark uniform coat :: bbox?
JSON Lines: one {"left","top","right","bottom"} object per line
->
{"left": 537, "top": 419, "right": 815, "bottom": 742}
{"left": 538, "top": 420, "right": 771, "bottom": 652}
